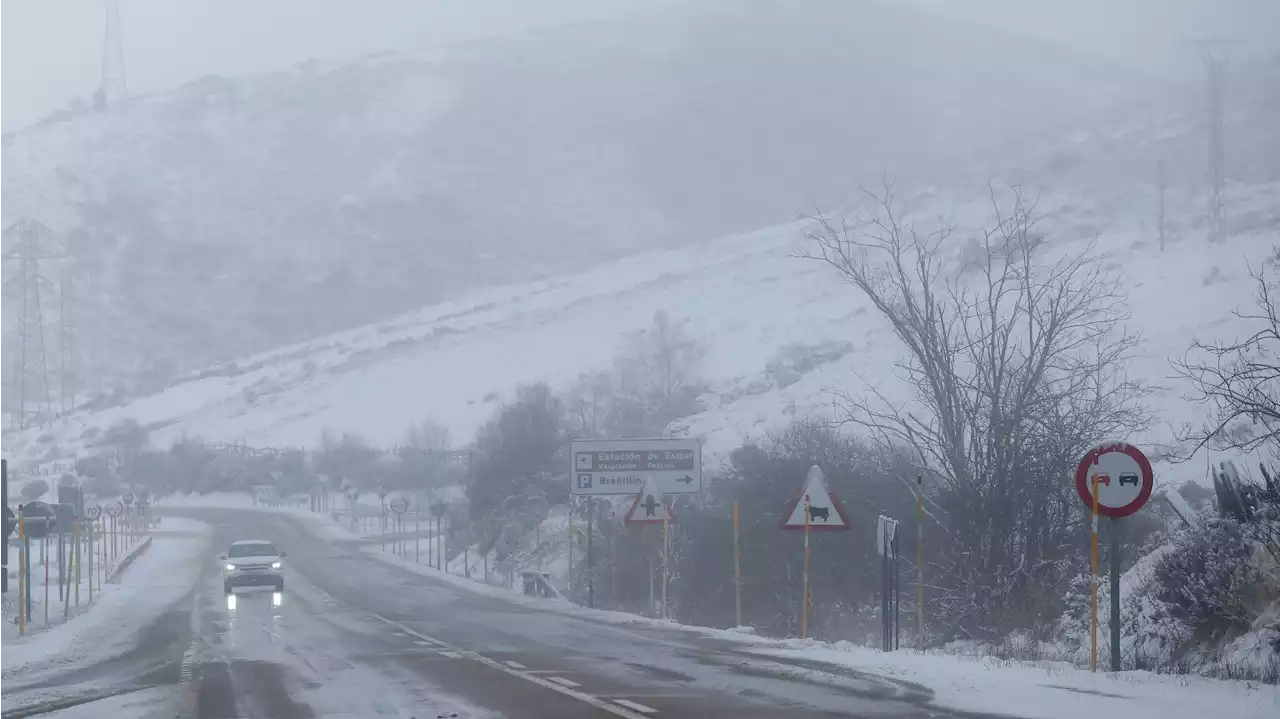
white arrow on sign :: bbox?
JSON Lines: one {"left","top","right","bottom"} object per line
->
{"left": 779, "top": 465, "right": 851, "bottom": 530}
{"left": 624, "top": 477, "right": 675, "bottom": 525}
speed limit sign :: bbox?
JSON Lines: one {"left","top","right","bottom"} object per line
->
{"left": 85, "top": 505, "right": 103, "bottom": 521}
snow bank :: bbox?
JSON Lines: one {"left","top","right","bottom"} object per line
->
{"left": 1, "top": 518, "right": 212, "bottom": 678}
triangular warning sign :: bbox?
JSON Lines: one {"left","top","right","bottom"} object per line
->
{"left": 624, "top": 477, "right": 675, "bottom": 525}
{"left": 779, "top": 465, "right": 850, "bottom": 531}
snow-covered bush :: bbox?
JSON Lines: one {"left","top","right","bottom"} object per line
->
{"left": 1152, "top": 518, "right": 1265, "bottom": 641}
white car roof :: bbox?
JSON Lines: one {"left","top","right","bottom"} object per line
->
{"left": 230, "top": 539, "right": 274, "bottom": 546}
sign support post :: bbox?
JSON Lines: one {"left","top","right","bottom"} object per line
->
{"left": 802, "top": 501, "right": 810, "bottom": 640}
{"left": 587, "top": 499, "right": 594, "bottom": 609}
{"left": 73, "top": 519, "right": 81, "bottom": 609}
{"left": 733, "top": 500, "right": 742, "bottom": 628}
{"left": 1091, "top": 474, "right": 1100, "bottom": 672}
{"left": 18, "top": 514, "right": 26, "bottom": 636}
{"left": 1110, "top": 517, "right": 1122, "bottom": 671}
{"left": 661, "top": 513, "right": 669, "bottom": 620}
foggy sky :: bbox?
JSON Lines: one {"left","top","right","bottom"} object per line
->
{"left": 3, "top": 0, "right": 1278, "bottom": 131}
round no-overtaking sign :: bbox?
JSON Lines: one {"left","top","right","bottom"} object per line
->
{"left": 1075, "top": 442, "right": 1154, "bottom": 519}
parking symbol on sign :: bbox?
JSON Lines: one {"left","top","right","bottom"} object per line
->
{"left": 578, "top": 473, "right": 593, "bottom": 489}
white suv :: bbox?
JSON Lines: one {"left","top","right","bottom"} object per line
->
{"left": 220, "top": 539, "right": 285, "bottom": 593}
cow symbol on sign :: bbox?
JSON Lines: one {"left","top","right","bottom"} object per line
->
{"left": 643, "top": 495, "right": 660, "bottom": 517}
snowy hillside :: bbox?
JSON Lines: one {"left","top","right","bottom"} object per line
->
{"left": 0, "top": 0, "right": 1168, "bottom": 380}
{"left": 8, "top": 177, "right": 1279, "bottom": 486}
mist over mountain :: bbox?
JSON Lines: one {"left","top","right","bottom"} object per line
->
{"left": 0, "top": 1, "right": 1192, "bottom": 390}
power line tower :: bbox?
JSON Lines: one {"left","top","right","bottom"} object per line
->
{"left": 2, "top": 220, "right": 61, "bottom": 430}
{"left": 94, "top": 0, "right": 128, "bottom": 111}
{"left": 1193, "top": 40, "right": 1243, "bottom": 243}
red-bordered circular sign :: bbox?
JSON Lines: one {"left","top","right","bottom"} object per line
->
{"left": 1074, "top": 442, "right": 1154, "bottom": 518}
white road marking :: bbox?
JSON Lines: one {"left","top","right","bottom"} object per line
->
{"left": 613, "top": 699, "right": 659, "bottom": 714}
{"left": 368, "top": 614, "right": 650, "bottom": 719}
{"left": 503, "top": 660, "right": 528, "bottom": 670}
{"left": 547, "top": 676, "right": 582, "bottom": 688}
{"left": 413, "top": 639, "right": 437, "bottom": 646}
{"left": 438, "top": 650, "right": 462, "bottom": 658}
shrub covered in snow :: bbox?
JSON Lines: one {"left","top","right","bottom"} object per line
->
{"left": 1152, "top": 518, "right": 1265, "bottom": 642}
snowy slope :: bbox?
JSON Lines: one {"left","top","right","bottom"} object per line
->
{"left": 8, "top": 178, "right": 1279, "bottom": 486}
{"left": 1, "top": 1, "right": 1165, "bottom": 381}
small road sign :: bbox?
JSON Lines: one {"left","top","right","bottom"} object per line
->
{"left": 389, "top": 497, "right": 409, "bottom": 514}
{"left": 623, "top": 477, "right": 675, "bottom": 525}
{"left": 1075, "top": 442, "right": 1154, "bottom": 519}
{"left": 571, "top": 438, "right": 702, "bottom": 496}
{"left": 377, "top": 487, "right": 389, "bottom": 499}
{"left": 19, "top": 501, "right": 57, "bottom": 539}
{"left": 429, "top": 502, "right": 447, "bottom": 518}
{"left": 122, "top": 490, "right": 135, "bottom": 506}
{"left": 780, "top": 465, "right": 851, "bottom": 530}
{"left": 106, "top": 502, "right": 124, "bottom": 518}
{"left": 4, "top": 504, "right": 17, "bottom": 540}
{"left": 85, "top": 505, "right": 102, "bottom": 521}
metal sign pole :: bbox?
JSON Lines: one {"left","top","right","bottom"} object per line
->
{"left": 1090, "top": 475, "right": 1101, "bottom": 672}
{"left": 661, "top": 512, "right": 669, "bottom": 620}
{"left": 73, "top": 520, "right": 81, "bottom": 608}
{"left": 733, "top": 500, "right": 742, "bottom": 628}
{"left": 415, "top": 500, "right": 420, "bottom": 564}
{"left": 587, "top": 500, "right": 594, "bottom": 609}
{"left": 18, "top": 515, "right": 26, "bottom": 635}
{"left": 801, "top": 501, "right": 810, "bottom": 640}
{"left": 1110, "top": 517, "right": 1122, "bottom": 671}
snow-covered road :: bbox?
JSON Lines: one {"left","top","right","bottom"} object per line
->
{"left": 3, "top": 507, "right": 996, "bottom": 718}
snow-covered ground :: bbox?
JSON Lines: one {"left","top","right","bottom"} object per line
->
{"left": 1, "top": 518, "right": 212, "bottom": 679}
{"left": 9, "top": 181, "right": 1280, "bottom": 496}
{"left": 173, "top": 494, "right": 1279, "bottom": 719}
{"left": 338, "top": 502, "right": 1280, "bottom": 719}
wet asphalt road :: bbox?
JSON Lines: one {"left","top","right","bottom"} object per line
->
{"left": 3, "top": 508, "right": 1012, "bottom": 719}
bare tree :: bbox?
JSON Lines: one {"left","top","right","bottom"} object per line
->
{"left": 404, "top": 418, "right": 451, "bottom": 452}
{"left": 801, "top": 179, "right": 1152, "bottom": 637}
{"left": 1171, "top": 256, "right": 1280, "bottom": 458}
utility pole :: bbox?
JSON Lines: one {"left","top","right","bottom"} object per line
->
{"left": 1192, "top": 40, "right": 1243, "bottom": 243}
{"left": 95, "top": 0, "right": 128, "bottom": 111}
{"left": 3, "top": 220, "right": 60, "bottom": 430}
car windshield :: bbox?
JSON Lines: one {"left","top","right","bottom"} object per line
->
{"left": 228, "top": 542, "right": 276, "bottom": 558}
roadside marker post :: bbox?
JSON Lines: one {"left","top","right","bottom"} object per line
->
{"left": 915, "top": 475, "right": 924, "bottom": 650}
{"left": 1075, "top": 441, "right": 1155, "bottom": 673}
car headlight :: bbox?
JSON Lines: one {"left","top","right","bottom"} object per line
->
{"left": 225, "top": 563, "right": 237, "bottom": 571}
{"left": 270, "top": 561, "right": 281, "bottom": 570}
